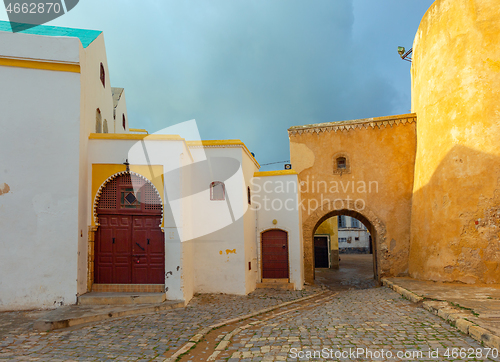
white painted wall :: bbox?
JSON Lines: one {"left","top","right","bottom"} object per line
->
{"left": 241, "top": 149, "right": 259, "bottom": 294}
{"left": 179, "top": 145, "right": 195, "bottom": 303}
{"left": 338, "top": 231, "right": 370, "bottom": 250}
{"left": 190, "top": 220, "right": 246, "bottom": 294}
{"left": 253, "top": 174, "right": 304, "bottom": 290}
{"left": 77, "top": 33, "right": 118, "bottom": 296}
{"left": 79, "top": 34, "right": 114, "bottom": 135}
{"left": 0, "top": 31, "right": 81, "bottom": 63}
{"left": 0, "top": 35, "right": 82, "bottom": 310}
{"left": 113, "top": 89, "right": 128, "bottom": 133}
{"left": 187, "top": 146, "right": 252, "bottom": 295}
{"left": 338, "top": 216, "right": 370, "bottom": 251}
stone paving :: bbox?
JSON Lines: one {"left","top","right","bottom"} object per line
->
{"left": 0, "top": 289, "right": 314, "bottom": 361}
{"left": 0, "top": 286, "right": 497, "bottom": 361}
{"left": 212, "top": 288, "right": 495, "bottom": 361}
{"left": 0, "top": 310, "right": 47, "bottom": 341}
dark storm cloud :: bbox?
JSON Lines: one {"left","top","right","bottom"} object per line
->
{"left": 9, "top": 0, "right": 434, "bottom": 168}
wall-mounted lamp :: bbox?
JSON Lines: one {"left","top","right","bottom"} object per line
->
{"left": 398, "top": 46, "right": 412, "bottom": 62}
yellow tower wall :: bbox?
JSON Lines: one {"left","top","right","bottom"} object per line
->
{"left": 410, "top": 0, "right": 500, "bottom": 283}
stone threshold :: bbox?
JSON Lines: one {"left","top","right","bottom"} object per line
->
{"left": 78, "top": 291, "right": 166, "bottom": 305}
{"left": 256, "top": 280, "right": 295, "bottom": 290}
{"left": 92, "top": 284, "right": 164, "bottom": 293}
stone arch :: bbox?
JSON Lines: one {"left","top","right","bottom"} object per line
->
{"left": 302, "top": 198, "right": 387, "bottom": 284}
{"left": 93, "top": 171, "right": 163, "bottom": 227}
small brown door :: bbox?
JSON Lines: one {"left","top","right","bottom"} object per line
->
{"left": 261, "top": 230, "right": 289, "bottom": 279}
{"left": 95, "top": 174, "right": 164, "bottom": 284}
{"left": 314, "top": 236, "right": 329, "bottom": 268}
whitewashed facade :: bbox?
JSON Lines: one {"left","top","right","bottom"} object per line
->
{"left": 0, "top": 22, "right": 303, "bottom": 311}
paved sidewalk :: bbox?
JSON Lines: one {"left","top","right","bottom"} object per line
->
{"left": 384, "top": 277, "right": 500, "bottom": 351}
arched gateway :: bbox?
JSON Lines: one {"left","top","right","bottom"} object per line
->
{"left": 289, "top": 113, "right": 417, "bottom": 286}
{"left": 94, "top": 173, "right": 164, "bottom": 284}
{"left": 303, "top": 199, "right": 386, "bottom": 284}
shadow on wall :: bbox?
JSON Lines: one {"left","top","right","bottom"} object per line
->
{"left": 409, "top": 145, "right": 500, "bottom": 284}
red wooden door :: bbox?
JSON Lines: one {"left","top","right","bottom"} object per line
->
{"left": 95, "top": 174, "right": 164, "bottom": 284}
{"left": 95, "top": 215, "right": 132, "bottom": 284}
{"left": 132, "top": 216, "right": 164, "bottom": 284}
{"left": 261, "top": 230, "right": 289, "bottom": 279}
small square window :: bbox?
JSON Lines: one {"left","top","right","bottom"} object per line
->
{"left": 337, "top": 157, "right": 346, "bottom": 169}
{"left": 210, "top": 182, "right": 225, "bottom": 200}
{"left": 338, "top": 215, "right": 346, "bottom": 228}
{"left": 333, "top": 153, "right": 350, "bottom": 174}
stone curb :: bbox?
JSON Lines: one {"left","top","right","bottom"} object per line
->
{"left": 164, "top": 290, "right": 326, "bottom": 361}
{"left": 33, "top": 300, "right": 185, "bottom": 332}
{"left": 382, "top": 278, "right": 423, "bottom": 303}
{"left": 381, "top": 278, "right": 500, "bottom": 350}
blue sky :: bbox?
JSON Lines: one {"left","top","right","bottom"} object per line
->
{"left": 1, "top": 0, "right": 434, "bottom": 170}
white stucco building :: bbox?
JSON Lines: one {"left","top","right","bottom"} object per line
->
{"left": 337, "top": 216, "right": 371, "bottom": 254}
{"left": 0, "top": 21, "right": 304, "bottom": 311}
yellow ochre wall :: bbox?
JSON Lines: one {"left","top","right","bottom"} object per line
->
{"left": 314, "top": 217, "right": 339, "bottom": 269}
{"left": 289, "top": 114, "right": 417, "bottom": 284}
{"left": 91, "top": 164, "right": 165, "bottom": 227}
{"left": 409, "top": 0, "right": 500, "bottom": 284}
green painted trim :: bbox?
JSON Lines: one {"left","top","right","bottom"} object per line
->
{"left": 0, "top": 20, "right": 102, "bottom": 48}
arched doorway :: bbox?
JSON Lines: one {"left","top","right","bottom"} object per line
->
{"left": 314, "top": 214, "right": 376, "bottom": 289}
{"left": 261, "top": 230, "right": 289, "bottom": 279}
{"left": 302, "top": 199, "right": 386, "bottom": 285}
{"left": 95, "top": 173, "right": 164, "bottom": 284}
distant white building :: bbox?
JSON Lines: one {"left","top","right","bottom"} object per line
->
{"left": 337, "top": 216, "right": 371, "bottom": 254}
{"left": 0, "top": 21, "right": 304, "bottom": 311}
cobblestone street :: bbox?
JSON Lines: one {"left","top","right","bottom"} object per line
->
{"left": 0, "top": 289, "right": 314, "bottom": 361}
{"left": 208, "top": 288, "right": 491, "bottom": 361}
{"left": 0, "top": 285, "right": 494, "bottom": 361}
